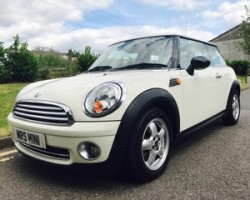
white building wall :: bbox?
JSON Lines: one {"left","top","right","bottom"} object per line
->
{"left": 213, "top": 39, "right": 250, "bottom": 62}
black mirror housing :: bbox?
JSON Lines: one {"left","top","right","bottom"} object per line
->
{"left": 186, "top": 56, "right": 210, "bottom": 76}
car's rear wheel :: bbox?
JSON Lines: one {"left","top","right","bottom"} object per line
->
{"left": 126, "top": 107, "right": 173, "bottom": 181}
{"left": 223, "top": 90, "right": 240, "bottom": 125}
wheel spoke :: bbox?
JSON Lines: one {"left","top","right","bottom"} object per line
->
{"left": 158, "top": 128, "right": 165, "bottom": 140}
{"left": 233, "top": 110, "right": 237, "bottom": 117}
{"left": 147, "top": 151, "right": 157, "bottom": 166}
{"left": 141, "top": 117, "right": 170, "bottom": 171}
{"left": 158, "top": 146, "right": 164, "bottom": 158}
{"left": 232, "top": 95, "right": 239, "bottom": 119}
{"left": 232, "top": 101, "right": 237, "bottom": 109}
{"left": 142, "top": 138, "right": 153, "bottom": 151}
{"left": 149, "top": 122, "right": 158, "bottom": 137}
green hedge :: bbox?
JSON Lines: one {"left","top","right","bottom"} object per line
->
{"left": 226, "top": 60, "right": 250, "bottom": 76}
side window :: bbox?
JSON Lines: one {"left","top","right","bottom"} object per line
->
{"left": 206, "top": 45, "right": 226, "bottom": 67}
{"left": 179, "top": 38, "right": 210, "bottom": 69}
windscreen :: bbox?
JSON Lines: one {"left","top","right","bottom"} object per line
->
{"left": 89, "top": 36, "right": 174, "bottom": 71}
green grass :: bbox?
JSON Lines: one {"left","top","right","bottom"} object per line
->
{"left": 0, "top": 77, "right": 249, "bottom": 138}
{"left": 0, "top": 83, "right": 28, "bottom": 138}
{"left": 237, "top": 75, "right": 249, "bottom": 90}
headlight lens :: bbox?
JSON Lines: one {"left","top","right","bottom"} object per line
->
{"left": 84, "top": 82, "right": 125, "bottom": 117}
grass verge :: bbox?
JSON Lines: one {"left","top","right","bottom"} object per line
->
{"left": 0, "top": 83, "right": 27, "bottom": 138}
{"left": 238, "top": 75, "right": 249, "bottom": 90}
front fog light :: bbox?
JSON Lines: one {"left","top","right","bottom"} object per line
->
{"left": 78, "top": 142, "right": 101, "bottom": 160}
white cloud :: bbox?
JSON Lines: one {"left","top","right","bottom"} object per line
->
{"left": 218, "top": 1, "right": 249, "bottom": 28}
{"left": 26, "top": 25, "right": 215, "bottom": 53}
{"left": 0, "top": 0, "right": 215, "bottom": 53}
{"left": 0, "top": 0, "right": 114, "bottom": 46}
{"left": 202, "top": 0, "right": 250, "bottom": 28}
{"left": 140, "top": 0, "right": 208, "bottom": 10}
{"left": 202, "top": 10, "right": 221, "bottom": 18}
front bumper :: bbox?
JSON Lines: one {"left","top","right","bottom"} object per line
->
{"left": 8, "top": 114, "right": 120, "bottom": 165}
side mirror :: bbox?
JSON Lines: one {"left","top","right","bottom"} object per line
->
{"left": 186, "top": 56, "right": 210, "bottom": 76}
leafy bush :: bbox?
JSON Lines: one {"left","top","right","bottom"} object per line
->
{"left": 0, "top": 36, "right": 98, "bottom": 82}
{"left": 0, "top": 35, "right": 38, "bottom": 82}
{"left": 37, "top": 68, "right": 50, "bottom": 80}
{"left": 77, "top": 46, "right": 98, "bottom": 72}
{"left": 0, "top": 42, "right": 4, "bottom": 63}
{"left": 0, "top": 64, "right": 12, "bottom": 82}
{"left": 0, "top": 43, "right": 12, "bottom": 82}
{"left": 36, "top": 52, "right": 68, "bottom": 70}
{"left": 70, "top": 59, "right": 81, "bottom": 75}
{"left": 34, "top": 47, "right": 80, "bottom": 79}
{"left": 226, "top": 60, "right": 250, "bottom": 76}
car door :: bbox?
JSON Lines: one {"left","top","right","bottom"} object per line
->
{"left": 178, "top": 37, "right": 223, "bottom": 131}
{"left": 205, "top": 44, "right": 232, "bottom": 111}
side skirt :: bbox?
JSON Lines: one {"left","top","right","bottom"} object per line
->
{"left": 175, "top": 111, "right": 225, "bottom": 143}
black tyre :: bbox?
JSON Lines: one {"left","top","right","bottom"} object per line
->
{"left": 126, "top": 107, "right": 173, "bottom": 182}
{"left": 222, "top": 90, "right": 240, "bottom": 125}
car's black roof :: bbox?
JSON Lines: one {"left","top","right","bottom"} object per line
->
{"left": 110, "top": 34, "right": 216, "bottom": 47}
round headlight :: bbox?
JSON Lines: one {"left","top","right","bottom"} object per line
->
{"left": 84, "top": 82, "right": 126, "bottom": 117}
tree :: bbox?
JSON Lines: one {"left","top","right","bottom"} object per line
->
{"left": 8, "top": 35, "right": 38, "bottom": 82}
{"left": 0, "top": 35, "right": 38, "bottom": 82}
{"left": 77, "top": 46, "right": 98, "bottom": 72}
{"left": 0, "top": 42, "right": 12, "bottom": 82}
{"left": 67, "top": 49, "right": 80, "bottom": 76}
{"left": 239, "top": 5, "right": 250, "bottom": 55}
{"left": 0, "top": 42, "right": 4, "bottom": 63}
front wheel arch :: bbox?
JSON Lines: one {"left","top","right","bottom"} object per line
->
{"left": 112, "top": 88, "right": 180, "bottom": 149}
{"left": 106, "top": 88, "right": 180, "bottom": 180}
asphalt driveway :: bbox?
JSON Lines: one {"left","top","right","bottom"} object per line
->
{"left": 0, "top": 89, "right": 249, "bottom": 200}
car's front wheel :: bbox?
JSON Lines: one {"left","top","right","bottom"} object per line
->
{"left": 223, "top": 90, "right": 240, "bottom": 125}
{"left": 126, "top": 107, "right": 173, "bottom": 181}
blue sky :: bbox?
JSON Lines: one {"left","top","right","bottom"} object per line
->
{"left": 0, "top": 0, "right": 249, "bottom": 53}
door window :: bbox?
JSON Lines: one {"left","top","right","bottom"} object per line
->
{"left": 205, "top": 45, "right": 226, "bottom": 67}
{"left": 179, "top": 38, "right": 210, "bottom": 69}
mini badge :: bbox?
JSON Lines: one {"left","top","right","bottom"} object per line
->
{"left": 34, "top": 92, "right": 42, "bottom": 98}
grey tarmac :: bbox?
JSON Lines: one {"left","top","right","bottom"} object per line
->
{"left": 0, "top": 89, "right": 249, "bottom": 200}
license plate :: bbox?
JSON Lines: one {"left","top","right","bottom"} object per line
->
{"left": 14, "top": 128, "right": 46, "bottom": 149}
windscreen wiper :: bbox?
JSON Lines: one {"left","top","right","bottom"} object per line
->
{"left": 87, "top": 66, "right": 113, "bottom": 72}
{"left": 112, "top": 63, "right": 168, "bottom": 71}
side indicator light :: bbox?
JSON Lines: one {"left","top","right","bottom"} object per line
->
{"left": 169, "top": 78, "right": 182, "bottom": 87}
{"left": 176, "top": 78, "right": 182, "bottom": 85}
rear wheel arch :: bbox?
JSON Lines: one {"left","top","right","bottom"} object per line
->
{"left": 223, "top": 80, "right": 241, "bottom": 125}
{"left": 226, "top": 80, "right": 241, "bottom": 105}
{"left": 232, "top": 80, "right": 241, "bottom": 96}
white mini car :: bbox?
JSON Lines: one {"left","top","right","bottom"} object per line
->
{"left": 8, "top": 35, "right": 240, "bottom": 181}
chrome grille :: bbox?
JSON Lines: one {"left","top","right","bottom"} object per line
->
{"left": 13, "top": 100, "right": 74, "bottom": 125}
